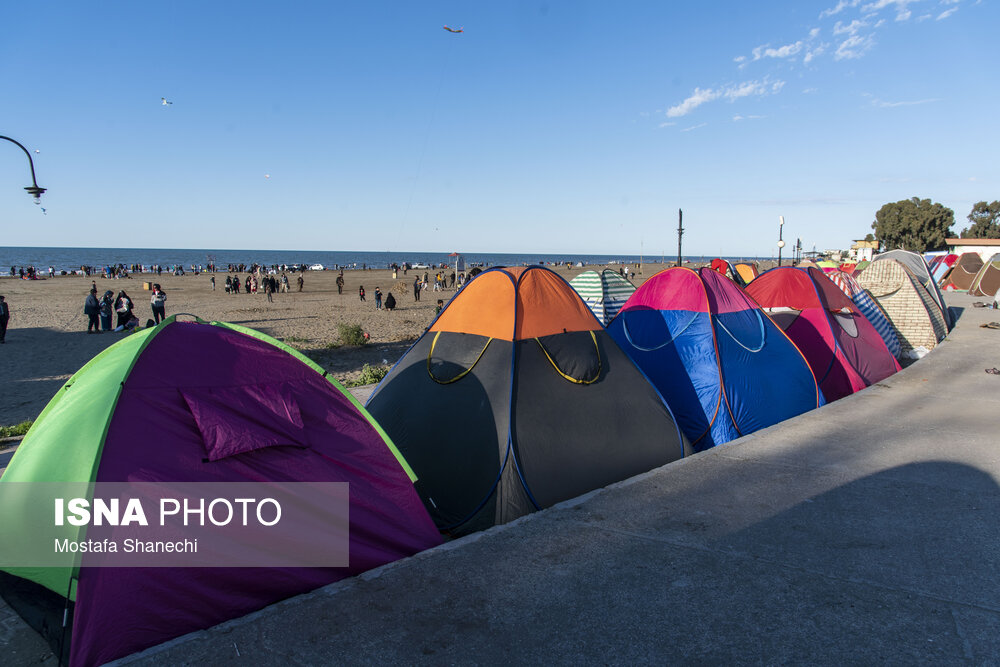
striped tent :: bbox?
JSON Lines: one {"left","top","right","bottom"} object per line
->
{"left": 829, "top": 270, "right": 903, "bottom": 359}
{"left": 930, "top": 254, "right": 958, "bottom": 284}
{"left": 569, "top": 269, "right": 636, "bottom": 325}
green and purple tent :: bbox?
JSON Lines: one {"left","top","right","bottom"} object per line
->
{"left": 0, "top": 316, "right": 440, "bottom": 666}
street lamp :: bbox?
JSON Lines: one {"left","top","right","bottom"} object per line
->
{"left": 0, "top": 135, "right": 46, "bottom": 203}
{"left": 777, "top": 215, "right": 785, "bottom": 266}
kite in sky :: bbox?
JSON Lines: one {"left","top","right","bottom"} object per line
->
{"left": 161, "top": 97, "right": 173, "bottom": 105}
{"left": 443, "top": 25, "right": 463, "bottom": 33}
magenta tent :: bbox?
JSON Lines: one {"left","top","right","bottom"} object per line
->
{"left": 746, "top": 267, "right": 901, "bottom": 403}
{"left": 0, "top": 316, "right": 441, "bottom": 666}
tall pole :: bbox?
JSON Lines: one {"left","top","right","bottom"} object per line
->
{"left": 777, "top": 215, "right": 785, "bottom": 267}
{"left": 676, "top": 208, "right": 684, "bottom": 267}
{"left": 639, "top": 238, "right": 643, "bottom": 275}
{"left": 0, "top": 135, "right": 46, "bottom": 202}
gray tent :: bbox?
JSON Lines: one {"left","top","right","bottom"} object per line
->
{"left": 872, "top": 250, "right": 952, "bottom": 330}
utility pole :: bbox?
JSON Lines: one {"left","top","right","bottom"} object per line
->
{"left": 676, "top": 208, "right": 684, "bottom": 267}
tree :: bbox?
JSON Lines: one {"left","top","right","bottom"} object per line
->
{"left": 961, "top": 201, "right": 1000, "bottom": 238}
{"left": 871, "top": 197, "right": 954, "bottom": 252}
{"left": 864, "top": 233, "right": 875, "bottom": 242}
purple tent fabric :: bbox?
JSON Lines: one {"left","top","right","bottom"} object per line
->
{"left": 70, "top": 322, "right": 440, "bottom": 667}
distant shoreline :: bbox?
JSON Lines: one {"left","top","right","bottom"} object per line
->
{"left": 1, "top": 246, "right": 777, "bottom": 275}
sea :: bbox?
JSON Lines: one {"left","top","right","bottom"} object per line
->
{"left": 0, "top": 247, "right": 773, "bottom": 275}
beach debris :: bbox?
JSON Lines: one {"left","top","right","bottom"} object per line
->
{"left": 161, "top": 97, "right": 173, "bottom": 106}
{"left": 986, "top": 368, "right": 1000, "bottom": 375}
{"left": 443, "top": 25, "right": 463, "bottom": 33}
{"left": 979, "top": 322, "right": 1000, "bottom": 330}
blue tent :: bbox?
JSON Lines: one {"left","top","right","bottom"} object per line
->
{"left": 607, "top": 267, "right": 824, "bottom": 451}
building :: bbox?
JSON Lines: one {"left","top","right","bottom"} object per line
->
{"left": 944, "top": 238, "right": 1000, "bottom": 261}
{"left": 850, "top": 239, "right": 878, "bottom": 262}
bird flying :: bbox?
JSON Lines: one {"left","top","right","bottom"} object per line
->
{"left": 161, "top": 97, "right": 173, "bottom": 105}
{"left": 443, "top": 25, "right": 463, "bottom": 33}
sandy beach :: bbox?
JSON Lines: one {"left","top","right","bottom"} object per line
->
{"left": 1, "top": 261, "right": 776, "bottom": 426}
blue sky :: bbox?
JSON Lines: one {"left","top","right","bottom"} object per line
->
{"left": 1, "top": 1, "right": 997, "bottom": 256}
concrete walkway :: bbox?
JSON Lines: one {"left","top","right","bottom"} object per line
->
{"left": 6, "top": 293, "right": 1000, "bottom": 665}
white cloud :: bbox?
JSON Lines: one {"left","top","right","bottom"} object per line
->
{"left": 804, "top": 44, "right": 827, "bottom": 63}
{"left": 658, "top": 121, "right": 676, "bottom": 128}
{"left": 733, "top": 114, "right": 765, "bottom": 121}
{"left": 820, "top": 0, "right": 861, "bottom": 18}
{"left": 810, "top": 27, "right": 822, "bottom": 38}
{"left": 861, "top": 0, "right": 919, "bottom": 21}
{"left": 681, "top": 123, "right": 708, "bottom": 132}
{"left": 734, "top": 55, "right": 747, "bottom": 64}
{"left": 937, "top": 7, "right": 959, "bottom": 18}
{"left": 834, "top": 19, "right": 869, "bottom": 35}
{"left": 666, "top": 87, "right": 720, "bottom": 117}
{"left": 835, "top": 33, "right": 876, "bottom": 59}
{"left": 666, "top": 78, "right": 785, "bottom": 118}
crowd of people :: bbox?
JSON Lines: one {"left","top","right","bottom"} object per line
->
{"left": 221, "top": 272, "right": 299, "bottom": 297}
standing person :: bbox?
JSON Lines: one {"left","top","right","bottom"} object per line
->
{"left": 264, "top": 279, "right": 273, "bottom": 303}
{"left": 297, "top": 274, "right": 304, "bottom": 292}
{"left": 413, "top": 276, "right": 421, "bottom": 301}
{"left": 0, "top": 295, "right": 8, "bottom": 343}
{"left": 359, "top": 285, "right": 366, "bottom": 302}
{"left": 85, "top": 288, "right": 101, "bottom": 333}
{"left": 435, "top": 299, "right": 444, "bottom": 316}
{"left": 210, "top": 276, "right": 216, "bottom": 291}
{"left": 99, "top": 290, "right": 114, "bottom": 331}
{"left": 114, "top": 291, "right": 134, "bottom": 330}
{"left": 225, "top": 275, "right": 232, "bottom": 294}
{"left": 374, "top": 286, "right": 382, "bottom": 310}
{"left": 245, "top": 276, "right": 252, "bottom": 294}
{"left": 281, "top": 274, "right": 289, "bottom": 293}
{"left": 150, "top": 284, "right": 167, "bottom": 324}
{"left": 233, "top": 276, "right": 241, "bottom": 294}
{"left": 336, "top": 273, "right": 344, "bottom": 295}
{"left": 384, "top": 292, "right": 396, "bottom": 311}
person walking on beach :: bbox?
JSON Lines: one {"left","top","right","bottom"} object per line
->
{"left": 281, "top": 274, "right": 289, "bottom": 293}
{"left": 99, "top": 290, "right": 114, "bottom": 331}
{"left": 233, "top": 276, "right": 241, "bottom": 294}
{"left": 264, "top": 279, "right": 273, "bottom": 303}
{"left": 297, "top": 275, "right": 304, "bottom": 292}
{"left": 413, "top": 276, "right": 421, "bottom": 301}
{"left": 150, "top": 284, "right": 167, "bottom": 324}
{"left": 336, "top": 273, "right": 344, "bottom": 295}
{"left": 210, "top": 276, "right": 216, "bottom": 291}
{"left": 374, "top": 287, "right": 382, "bottom": 310}
{"left": 245, "top": 276, "right": 252, "bottom": 294}
{"left": 85, "top": 288, "right": 101, "bottom": 333}
{"left": 0, "top": 295, "right": 9, "bottom": 343}
{"left": 114, "top": 291, "right": 134, "bottom": 329}
{"left": 384, "top": 292, "right": 396, "bottom": 311}
{"left": 359, "top": 285, "right": 366, "bottom": 302}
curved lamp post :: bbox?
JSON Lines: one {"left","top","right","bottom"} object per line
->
{"left": 0, "top": 135, "right": 46, "bottom": 203}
